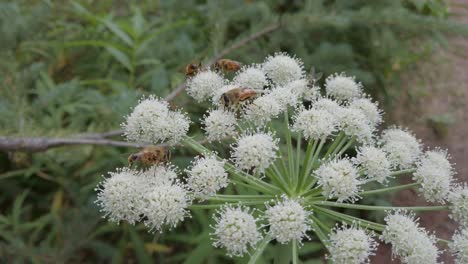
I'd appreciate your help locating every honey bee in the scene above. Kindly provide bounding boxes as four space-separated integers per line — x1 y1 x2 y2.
214 59 242 72
307 67 323 87
220 87 258 110
185 62 202 77
128 146 171 167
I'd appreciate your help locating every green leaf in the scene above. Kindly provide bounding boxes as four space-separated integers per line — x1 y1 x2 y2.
128 226 152 264
131 7 146 39
99 18 134 47
105 46 133 72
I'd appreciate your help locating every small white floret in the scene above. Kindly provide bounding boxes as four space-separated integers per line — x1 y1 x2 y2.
265 198 312 244
212 205 262 257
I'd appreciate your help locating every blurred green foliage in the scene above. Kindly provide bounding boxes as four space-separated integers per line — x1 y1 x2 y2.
0 0 464 262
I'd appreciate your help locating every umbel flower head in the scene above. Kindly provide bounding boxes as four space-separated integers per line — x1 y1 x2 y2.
122 96 190 144
95 168 144 225
315 159 362 202
265 197 312 244
97 52 467 262
262 52 304 85
449 184 468 228
450 228 468 264
413 149 454 203
187 70 225 102
325 73 363 101
231 131 279 174
233 65 269 91
212 205 262 257
380 210 440 263
328 223 377 264
354 146 392 184
202 108 237 142
185 155 228 197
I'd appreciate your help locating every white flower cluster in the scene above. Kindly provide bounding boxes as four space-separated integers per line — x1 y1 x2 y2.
187 70 225 102
95 166 191 232
413 149 454 203
212 205 262 257
203 109 237 142
328 224 377 264
381 210 440 263
354 146 392 184
315 159 362 202
450 228 468 264
186 155 228 197
233 65 269 91
380 128 422 169
122 96 190 144
101 52 468 261
262 52 304 86
449 184 468 228
325 73 362 101
265 198 312 244
292 107 338 140
231 132 279 174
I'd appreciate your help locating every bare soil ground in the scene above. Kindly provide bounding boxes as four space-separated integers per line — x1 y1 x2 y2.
370 1 468 262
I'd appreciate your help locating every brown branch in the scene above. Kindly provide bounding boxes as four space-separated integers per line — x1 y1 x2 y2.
0 23 280 152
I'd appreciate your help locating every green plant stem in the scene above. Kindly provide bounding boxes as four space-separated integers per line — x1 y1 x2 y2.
390 168 416 176
298 140 316 192
301 187 323 198
309 215 331 250
311 201 449 211
202 194 274 202
292 239 298 264
295 132 302 190
248 235 272 264
336 136 356 157
271 164 291 195
284 111 295 188
303 139 326 190
312 205 385 232
330 135 350 158
358 182 420 196
266 168 290 195
437 238 451 244
189 201 266 210
323 132 345 159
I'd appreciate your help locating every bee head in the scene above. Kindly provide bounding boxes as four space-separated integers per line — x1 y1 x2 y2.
128 154 138 166
222 94 230 108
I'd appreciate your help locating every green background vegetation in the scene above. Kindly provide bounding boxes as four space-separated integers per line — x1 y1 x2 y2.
0 0 463 262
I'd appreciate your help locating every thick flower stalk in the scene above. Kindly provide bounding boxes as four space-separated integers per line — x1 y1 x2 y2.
96 53 466 263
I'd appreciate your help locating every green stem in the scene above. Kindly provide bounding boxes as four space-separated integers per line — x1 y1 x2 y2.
292 239 298 264
301 187 322 198
312 201 449 212
295 132 302 190
302 139 326 190
312 205 385 232
309 215 331 250
202 194 274 202
298 140 316 191
248 235 271 264
336 136 356 157
271 163 291 195
390 168 416 176
329 135 348 158
358 183 420 196
266 168 290 195
284 111 295 187
323 131 345 159
189 201 265 209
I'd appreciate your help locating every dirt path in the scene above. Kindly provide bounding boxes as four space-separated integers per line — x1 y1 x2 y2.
370 1 468 263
